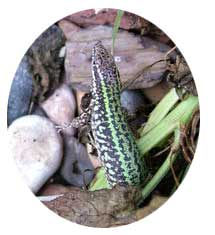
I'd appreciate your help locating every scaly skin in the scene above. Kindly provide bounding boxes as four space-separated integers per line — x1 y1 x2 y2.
90 41 147 186
59 41 148 186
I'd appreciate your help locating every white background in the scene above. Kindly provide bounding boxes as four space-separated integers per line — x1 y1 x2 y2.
0 0 215 234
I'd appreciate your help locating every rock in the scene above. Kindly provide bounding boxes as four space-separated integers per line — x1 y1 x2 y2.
60 135 95 187
8 115 63 193
27 24 66 101
8 25 66 125
7 55 33 126
62 9 150 31
121 89 145 116
63 25 172 91
41 84 76 136
120 90 147 132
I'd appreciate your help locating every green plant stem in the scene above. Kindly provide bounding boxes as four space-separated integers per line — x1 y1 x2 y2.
140 128 181 203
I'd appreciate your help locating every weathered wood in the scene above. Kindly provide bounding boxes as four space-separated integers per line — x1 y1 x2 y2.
63 25 173 91
44 185 141 227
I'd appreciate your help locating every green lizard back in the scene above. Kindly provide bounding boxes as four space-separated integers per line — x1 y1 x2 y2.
91 41 147 186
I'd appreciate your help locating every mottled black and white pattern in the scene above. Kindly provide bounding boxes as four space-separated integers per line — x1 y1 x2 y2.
90 41 148 186
67 41 148 186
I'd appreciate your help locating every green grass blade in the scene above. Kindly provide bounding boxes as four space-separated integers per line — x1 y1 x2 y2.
112 10 124 53
89 168 110 191
137 96 199 156
140 88 179 135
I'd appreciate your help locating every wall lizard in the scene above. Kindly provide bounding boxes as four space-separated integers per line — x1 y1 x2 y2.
60 41 148 187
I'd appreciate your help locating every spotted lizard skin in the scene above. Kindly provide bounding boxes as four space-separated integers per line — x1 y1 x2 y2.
89 41 147 186
62 41 148 186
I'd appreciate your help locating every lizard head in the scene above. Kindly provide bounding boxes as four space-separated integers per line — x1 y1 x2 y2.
92 41 120 85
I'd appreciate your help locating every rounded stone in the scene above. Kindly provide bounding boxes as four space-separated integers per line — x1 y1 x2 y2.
60 135 95 187
121 89 145 116
41 84 76 136
7 55 33 126
8 115 63 193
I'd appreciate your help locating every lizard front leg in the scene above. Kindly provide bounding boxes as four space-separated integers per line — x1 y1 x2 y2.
56 91 93 132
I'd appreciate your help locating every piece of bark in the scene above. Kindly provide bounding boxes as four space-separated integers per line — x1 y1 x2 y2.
58 20 80 40
27 24 66 101
63 9 150 31
63 25 173 91
166 56 197 96
44 185 141 227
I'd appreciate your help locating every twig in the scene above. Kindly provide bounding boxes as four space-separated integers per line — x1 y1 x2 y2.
170 153 180 187
164 45 177 61
122 59 167 91
151 145 171 158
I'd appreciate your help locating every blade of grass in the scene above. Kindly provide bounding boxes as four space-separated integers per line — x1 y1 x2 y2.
137 95 199 156
89 168 110 191
112 10 124 54
139 88 179 135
